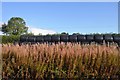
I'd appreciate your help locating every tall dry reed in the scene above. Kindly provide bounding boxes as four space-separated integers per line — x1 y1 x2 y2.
2 43 120 79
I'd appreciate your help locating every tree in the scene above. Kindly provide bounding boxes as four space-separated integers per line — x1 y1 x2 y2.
61 32 69 35
25 32 34 36
4 17 28 35
1 23 8 35
38 33 42 35
72 33 80 35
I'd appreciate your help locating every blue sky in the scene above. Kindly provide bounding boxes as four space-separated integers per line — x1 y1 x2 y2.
1 0 119 2
1 2 118 35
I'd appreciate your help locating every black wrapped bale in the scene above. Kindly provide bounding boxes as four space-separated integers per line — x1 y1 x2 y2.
44 35 51 42
113 35 120 43
20 35 28 42
94 35 104 43
60 35 69 42
117 42 120 47
104 35 113 42
51 35 60 42
68 35 77 42
36 36 44 42
86 35 94 43
77 35 86 42
27 36 36 42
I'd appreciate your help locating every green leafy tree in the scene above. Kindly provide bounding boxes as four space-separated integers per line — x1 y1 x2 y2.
61 32 69 35
5 17 28 35
38 33 42 35
25 32 34 36
1 23 8 35
72 33 80 35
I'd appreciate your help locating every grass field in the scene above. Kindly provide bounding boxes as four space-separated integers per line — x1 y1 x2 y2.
2 43 120 79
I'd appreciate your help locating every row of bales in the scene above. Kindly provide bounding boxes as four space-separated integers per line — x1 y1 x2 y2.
20 34 120 45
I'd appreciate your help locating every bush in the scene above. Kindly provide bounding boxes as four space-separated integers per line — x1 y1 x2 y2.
1 35 20 44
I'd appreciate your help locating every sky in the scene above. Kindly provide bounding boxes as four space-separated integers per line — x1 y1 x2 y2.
1 2 118 35
118 1 120 33
1 0 120 2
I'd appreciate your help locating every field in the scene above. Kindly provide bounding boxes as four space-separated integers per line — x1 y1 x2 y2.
2 43 120 79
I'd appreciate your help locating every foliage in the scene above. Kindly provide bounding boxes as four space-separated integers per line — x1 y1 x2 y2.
2 35 20 44
61 32 69 35
1 17 28 35
72 33 80 35
24 32 34 36
1 23 8 35
2 43 120 79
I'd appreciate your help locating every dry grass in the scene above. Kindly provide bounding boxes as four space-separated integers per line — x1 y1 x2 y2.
2 43 120 79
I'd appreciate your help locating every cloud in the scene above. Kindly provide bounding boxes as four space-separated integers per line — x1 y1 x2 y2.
0 23 57 35
0 22 3 27
28 27 56 35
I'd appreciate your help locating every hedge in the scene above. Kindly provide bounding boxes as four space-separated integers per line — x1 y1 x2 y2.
1 35 20 44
